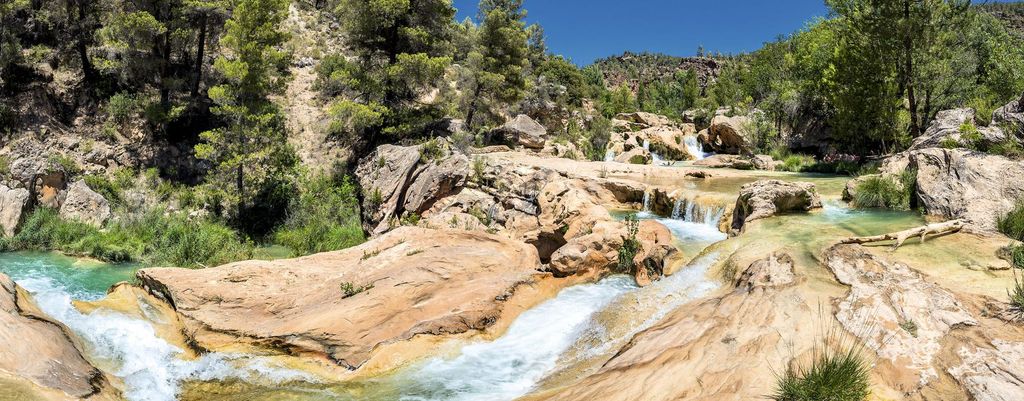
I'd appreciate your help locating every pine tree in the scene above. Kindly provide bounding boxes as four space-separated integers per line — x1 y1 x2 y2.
325 0 455 154
194 0 295 228
462 0 529 129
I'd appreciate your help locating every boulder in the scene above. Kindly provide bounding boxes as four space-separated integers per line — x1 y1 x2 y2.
643 125 698 161
631 220 678 286
842 174 874 202
356 143 468 235
692 154 753 170
730 180 822 233
906 148 1024 231
750 155 779 171
993 93 1024 134
733 252 796 293
702 114 752 154
0 185 29 237
615 112 673 128
614 147 652 165
9 157 66 208
57 180 111 228
909 108 1007 151
488 114 548 150
0 273 111 399
135 227 543 370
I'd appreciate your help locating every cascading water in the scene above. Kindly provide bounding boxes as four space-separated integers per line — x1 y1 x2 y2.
683 135 708 160
642 139 664 164
395 277 637 401
604 149 616 162
4 256 315 401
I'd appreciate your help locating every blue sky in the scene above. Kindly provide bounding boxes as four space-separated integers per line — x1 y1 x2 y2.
452 0 1018 65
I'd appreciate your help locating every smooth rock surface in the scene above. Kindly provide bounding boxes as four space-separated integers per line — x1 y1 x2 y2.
730 180 821 232
0 185 29 237
57 180 111 227
136 227 543 370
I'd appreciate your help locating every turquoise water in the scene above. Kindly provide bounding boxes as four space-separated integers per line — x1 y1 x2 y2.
0 251 138 300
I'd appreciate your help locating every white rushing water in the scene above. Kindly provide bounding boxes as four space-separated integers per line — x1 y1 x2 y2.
16 276 317 401
683 135 708 160
397 276 638 401
604 149 616 162
670 197 727 227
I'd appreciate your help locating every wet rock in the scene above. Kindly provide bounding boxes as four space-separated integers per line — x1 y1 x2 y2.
0 185 30 237
136 227 542 370
0 273 111 399
826 244 977 389
730 180 821 232
692 154 753 170
58 180 111 228
907 148 1024 231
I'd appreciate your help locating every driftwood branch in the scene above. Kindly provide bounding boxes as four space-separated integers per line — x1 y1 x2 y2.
839 220 964 250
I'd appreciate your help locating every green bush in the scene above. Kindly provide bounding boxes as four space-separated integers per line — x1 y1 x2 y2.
772 343 871 401
998 200 1024 241
106 93 138 124
959 122 983 150
1009 271 1024 319
616 214 641 273
49 154 81 176
1 208 252 267
781 154 816 172
853 172 915 210
83 174 123 205
990 136 1024 160
273 174 365 257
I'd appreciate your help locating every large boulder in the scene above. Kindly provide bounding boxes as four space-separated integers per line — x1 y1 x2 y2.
135 227 543 370
356 142 470 235
692 154 753 170
58 180 111 228
9 157 66 208
906 148 1024 231
730 180 822 233
615 112 673 128
993 93 1024 134
643 125 699 161
909 108 1007 151
0 273 112 399
0 185 30 237
701 114 752 154
487 114 548 150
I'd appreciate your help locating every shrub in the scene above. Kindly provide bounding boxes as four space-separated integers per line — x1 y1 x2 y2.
940 136 960 149
990 136 1024 160
273 174 365 256
853 172 915 210
49 154 81 176
83 175 123 205
628 154 647 164
585 115 613 161
997 199 1024 241
772 343 871 401
0 155 9 177
419 138 445 162
1009 271 1024 319
1007 245 1024 269
106 93 138 124
959 122 983 150
616 214 641 273
781 154 816 172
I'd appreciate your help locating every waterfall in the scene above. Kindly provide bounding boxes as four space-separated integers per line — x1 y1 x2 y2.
604 149 616 162
16 277 316 401
641 191 651 213
670 197 685 220
684 135 707 160
664 196 727 228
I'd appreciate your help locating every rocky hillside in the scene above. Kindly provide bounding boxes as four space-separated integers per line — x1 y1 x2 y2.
592 52 722 93
980 1 1024 37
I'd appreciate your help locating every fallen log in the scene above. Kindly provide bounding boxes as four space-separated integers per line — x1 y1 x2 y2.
838 220 964 250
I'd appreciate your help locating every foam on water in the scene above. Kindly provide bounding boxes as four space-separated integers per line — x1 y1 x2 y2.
16 276 317 401
396 276 638 401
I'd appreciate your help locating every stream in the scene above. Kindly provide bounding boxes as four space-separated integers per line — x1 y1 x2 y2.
0 173 923 401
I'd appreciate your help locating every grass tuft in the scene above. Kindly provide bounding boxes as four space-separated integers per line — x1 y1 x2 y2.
273 174 365 257
997 199 1024 241
772 323 871 401
616 213 641 273
1009 270 1024 319
853 171 915 210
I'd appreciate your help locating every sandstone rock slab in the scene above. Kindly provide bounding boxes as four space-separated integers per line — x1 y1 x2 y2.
58 180 111 228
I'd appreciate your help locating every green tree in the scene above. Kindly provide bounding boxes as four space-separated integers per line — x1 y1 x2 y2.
194 0 295 229
325 0 455 155
462 0 529 129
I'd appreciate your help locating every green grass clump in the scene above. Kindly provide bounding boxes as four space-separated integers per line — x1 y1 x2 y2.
273 174 365 257
997 200 1024 241
1009 271 1024 319
780 154 816 172
0 208 252 267
772 328 871 401
852 171 915 210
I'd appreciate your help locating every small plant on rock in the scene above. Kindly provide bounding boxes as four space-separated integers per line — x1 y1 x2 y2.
340 281 373 299
1009 270 1024 319
616 213 642 274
